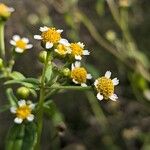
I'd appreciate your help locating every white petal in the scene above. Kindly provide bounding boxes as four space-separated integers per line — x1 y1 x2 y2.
14 117 23 124
66 47 72 54
34 35 42 40
10 107 17 114
109 94 118 101
74 61 81 68
87 74 92 79
8 7 15 12
94 80 98 87
112 78 119 86
57 29 63 33
27 114 34 122
105 71 111 78
26 44 33 49
46 42 53 49
71 63 75 70
15 47 24 53
81 83 87 87
77 42 84 48
59 39 70 46
18 100 26 107
22 38 29 43
40 26 49 32
72 79 78 84
75 55 82 60
13 35 20 41
29 104 35 110
83 50 90 55
97 93 103 101
10 40 16 46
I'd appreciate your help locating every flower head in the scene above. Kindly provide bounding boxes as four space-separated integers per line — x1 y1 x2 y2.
10 35 33 53
34 26 69 49
55 43 71 56
71 61 92 87
0 3 14 19
94 71 119 101
10 100 35 124
69 42 90 60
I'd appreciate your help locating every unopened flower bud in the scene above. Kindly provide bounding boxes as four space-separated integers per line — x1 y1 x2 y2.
17 87 30 99
62 68 71 77
105 30 116 42
38 51 47 63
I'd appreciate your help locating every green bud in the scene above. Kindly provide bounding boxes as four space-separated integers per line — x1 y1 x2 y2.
62 68 71 77
38 51 47 63
105 30 116 42
17 87 30 99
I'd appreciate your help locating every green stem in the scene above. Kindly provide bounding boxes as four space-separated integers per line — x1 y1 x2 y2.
45 85 93 91
35 51 51 150
0 21 5 58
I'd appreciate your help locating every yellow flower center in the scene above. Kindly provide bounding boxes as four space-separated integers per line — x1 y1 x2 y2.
70 43 83 57
0 3 11 17
71 67 87 83
96 77 114 99
16 105 31 119
56 44 68 55
16 40 27 49
41 28 61 44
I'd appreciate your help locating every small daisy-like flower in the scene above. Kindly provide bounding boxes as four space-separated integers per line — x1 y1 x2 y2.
94 71 119 101
10 100 35 124
55 43 71 56
69 42 90 60
71 61 92 87
34 26 69 49
0 3 14 19
10 35 33 53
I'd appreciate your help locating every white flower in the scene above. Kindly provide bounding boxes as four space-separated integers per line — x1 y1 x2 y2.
71 61 92 87
70 42 90 60
10 100 35 124
10 35 33 53
34 26 69 49
94 71 119 101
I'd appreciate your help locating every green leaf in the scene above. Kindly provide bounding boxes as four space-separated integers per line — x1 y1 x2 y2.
5 80 39 90
5 123 37 150
22 122 37 150
22 78 40 85
10 71 25 80
0 104 10 113
45 64 52 82
6 88 18 106
96 0 105 16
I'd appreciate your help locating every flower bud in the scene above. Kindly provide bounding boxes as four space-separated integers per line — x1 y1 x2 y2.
38 51 47 63
105 30 116 42
62 68 71 77
0 3 14 21
17 87 30 99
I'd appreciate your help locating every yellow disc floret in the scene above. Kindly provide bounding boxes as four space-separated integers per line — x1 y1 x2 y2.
0 3 11 18
56 44 68 55
71 67 87 83
96 77 114 99
16 40 26 49
41 28 61 43
16 105 31 119
70 43 83 57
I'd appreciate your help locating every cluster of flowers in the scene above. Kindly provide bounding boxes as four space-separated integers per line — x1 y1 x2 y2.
0 3 119 124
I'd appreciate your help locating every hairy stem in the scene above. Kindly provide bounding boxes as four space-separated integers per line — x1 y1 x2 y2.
0 21 5 58
35 51 51 150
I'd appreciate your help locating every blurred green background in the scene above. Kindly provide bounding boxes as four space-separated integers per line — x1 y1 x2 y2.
0 0 150 149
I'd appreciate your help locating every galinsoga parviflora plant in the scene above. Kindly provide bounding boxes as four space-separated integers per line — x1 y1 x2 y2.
0 3 119 150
